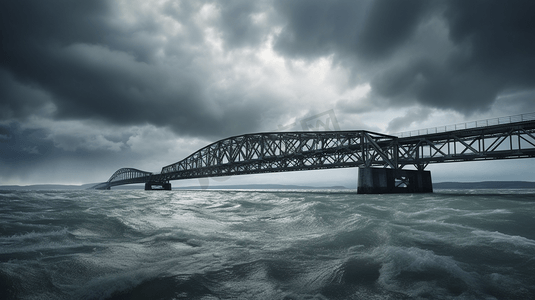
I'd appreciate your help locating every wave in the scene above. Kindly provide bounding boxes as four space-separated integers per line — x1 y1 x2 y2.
1 190 535 299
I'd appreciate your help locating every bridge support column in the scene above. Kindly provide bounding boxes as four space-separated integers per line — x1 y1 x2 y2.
145 182 172 190
357 167 432 194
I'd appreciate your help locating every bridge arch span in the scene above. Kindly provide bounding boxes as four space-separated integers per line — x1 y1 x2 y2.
91 168 154 189
107 168 153 183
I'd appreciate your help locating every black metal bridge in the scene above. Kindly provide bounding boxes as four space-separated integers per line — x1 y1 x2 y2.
92 113 535 193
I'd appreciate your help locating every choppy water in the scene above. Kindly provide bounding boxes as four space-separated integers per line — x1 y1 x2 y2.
1 189 535 299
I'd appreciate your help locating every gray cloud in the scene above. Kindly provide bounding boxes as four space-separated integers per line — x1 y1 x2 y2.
272 0 432 74
0 124 10 142
211 0 275 49
274 0 371 60
0 70 55 120
0 0 282 139
273 0 535 114
4 0 533 137
386 107 432 133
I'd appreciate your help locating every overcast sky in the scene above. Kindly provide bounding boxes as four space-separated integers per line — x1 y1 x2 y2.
2 0 535 187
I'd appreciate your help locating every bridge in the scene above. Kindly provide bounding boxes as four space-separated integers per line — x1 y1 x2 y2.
92 112 535 193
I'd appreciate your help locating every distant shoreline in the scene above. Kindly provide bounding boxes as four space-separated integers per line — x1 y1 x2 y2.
433 181 535 189
1 181 535 190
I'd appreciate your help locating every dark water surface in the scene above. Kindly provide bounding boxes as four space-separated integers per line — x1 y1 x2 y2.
1 189 534 299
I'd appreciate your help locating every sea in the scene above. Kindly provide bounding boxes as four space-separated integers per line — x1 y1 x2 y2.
1 189 534 300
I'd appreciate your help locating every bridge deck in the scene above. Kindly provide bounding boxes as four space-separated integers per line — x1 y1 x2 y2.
92 113 535 190
397 119 535 167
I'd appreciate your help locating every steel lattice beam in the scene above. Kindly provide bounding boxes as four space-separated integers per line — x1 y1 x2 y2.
397 121 535 168
92 118 535 189
159 131 396 181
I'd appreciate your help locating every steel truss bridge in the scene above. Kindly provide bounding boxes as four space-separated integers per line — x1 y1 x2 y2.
92 113 535 193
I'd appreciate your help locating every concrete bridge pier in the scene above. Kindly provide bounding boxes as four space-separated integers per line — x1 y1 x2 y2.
357 167 433 194
145 182 172 190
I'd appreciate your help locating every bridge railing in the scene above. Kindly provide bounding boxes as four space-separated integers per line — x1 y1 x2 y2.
393 112 535 138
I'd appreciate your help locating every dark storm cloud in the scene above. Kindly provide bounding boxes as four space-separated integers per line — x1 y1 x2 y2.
0 124 10 141
0 122 143 183
274 0 429 61
273 0 535 114
0 70 54 120
2 0 535 140
273 0 370 60
386 107 431 133
0 0 276 138
212 0 274 49
444 0 535 88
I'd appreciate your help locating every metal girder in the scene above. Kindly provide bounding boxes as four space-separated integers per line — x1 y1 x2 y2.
397 121 535 166
159 131 396 181
107 168 153 183
93 118 535 189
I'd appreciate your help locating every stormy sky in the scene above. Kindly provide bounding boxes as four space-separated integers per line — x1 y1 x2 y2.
2 0 535 186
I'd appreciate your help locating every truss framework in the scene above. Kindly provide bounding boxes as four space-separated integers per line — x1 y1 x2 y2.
159 131 397 181
398 122 535 170
92 168 153 189
93 119 535 189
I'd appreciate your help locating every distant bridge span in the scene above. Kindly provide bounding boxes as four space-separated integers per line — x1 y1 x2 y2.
91 168 153 190
93 113 535 193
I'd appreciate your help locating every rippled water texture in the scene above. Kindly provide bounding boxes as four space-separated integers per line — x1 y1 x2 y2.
1 189 535 299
